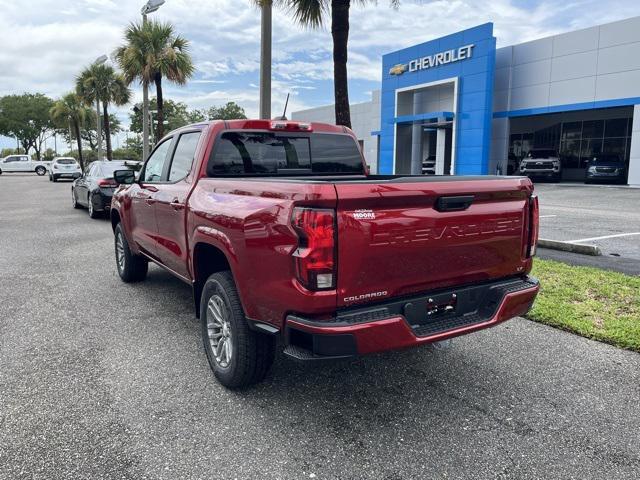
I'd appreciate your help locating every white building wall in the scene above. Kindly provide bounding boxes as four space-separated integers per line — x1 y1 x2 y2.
292 92 381 173
628 105 640 186
491 16 640 183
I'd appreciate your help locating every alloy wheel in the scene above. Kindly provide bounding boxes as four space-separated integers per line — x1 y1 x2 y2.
206 294 233 368
71 189 76 208
88 195 94 217
115 231 125 272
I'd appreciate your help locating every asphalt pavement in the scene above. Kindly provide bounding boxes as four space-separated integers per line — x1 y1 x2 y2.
1 174 639 479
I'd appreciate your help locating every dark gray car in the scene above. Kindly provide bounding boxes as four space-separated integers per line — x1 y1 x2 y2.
585 153 627 184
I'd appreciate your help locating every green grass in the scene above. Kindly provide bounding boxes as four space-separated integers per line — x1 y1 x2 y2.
527 259 640 352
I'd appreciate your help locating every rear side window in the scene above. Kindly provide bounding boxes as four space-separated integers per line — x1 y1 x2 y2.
58 159 76 165
208 132 363 176
169 131 201 181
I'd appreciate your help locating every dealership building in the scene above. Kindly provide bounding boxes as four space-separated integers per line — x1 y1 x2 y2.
293 16 640 186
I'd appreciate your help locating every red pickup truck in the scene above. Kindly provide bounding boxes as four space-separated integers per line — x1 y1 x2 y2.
110 119 540 388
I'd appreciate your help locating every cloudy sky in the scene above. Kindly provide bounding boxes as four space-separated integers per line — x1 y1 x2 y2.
0 0 639 150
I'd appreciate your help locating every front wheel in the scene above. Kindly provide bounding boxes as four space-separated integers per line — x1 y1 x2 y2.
35 166 46 176
88 194 100 219
72 188 81 209
201 271 275 389
114 223 148 282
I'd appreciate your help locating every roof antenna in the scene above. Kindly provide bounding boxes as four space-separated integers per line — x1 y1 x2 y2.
274 93 290 121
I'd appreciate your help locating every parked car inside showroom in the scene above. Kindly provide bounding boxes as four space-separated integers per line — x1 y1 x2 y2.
519 149 562 182
72 160 140 218
585 153 627 184
49 157 81 182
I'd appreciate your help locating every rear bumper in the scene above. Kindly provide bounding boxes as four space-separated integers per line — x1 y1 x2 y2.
284 276 539 360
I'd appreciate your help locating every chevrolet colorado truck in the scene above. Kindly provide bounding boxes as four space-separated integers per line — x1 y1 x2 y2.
110 119 540 388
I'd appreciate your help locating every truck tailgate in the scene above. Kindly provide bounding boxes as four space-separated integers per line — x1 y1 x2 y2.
335 178 533 307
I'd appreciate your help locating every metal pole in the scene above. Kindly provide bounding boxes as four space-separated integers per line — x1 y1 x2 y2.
68 121 74 153
259 3 272 119
142 12 150 161
96 97 102 160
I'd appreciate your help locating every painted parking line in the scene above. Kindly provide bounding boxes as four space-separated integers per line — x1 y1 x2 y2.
567 232 640 243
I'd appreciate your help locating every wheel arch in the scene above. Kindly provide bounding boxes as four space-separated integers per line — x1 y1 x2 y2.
192 242 234 319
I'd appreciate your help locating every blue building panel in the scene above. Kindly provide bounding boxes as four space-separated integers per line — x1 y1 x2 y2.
379 23 496 175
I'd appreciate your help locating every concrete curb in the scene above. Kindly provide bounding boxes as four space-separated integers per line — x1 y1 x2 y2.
538 239 602 256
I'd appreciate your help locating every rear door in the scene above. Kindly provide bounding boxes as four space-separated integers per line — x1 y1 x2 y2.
334 178 532 307
153 130 202 279
129 137 174 257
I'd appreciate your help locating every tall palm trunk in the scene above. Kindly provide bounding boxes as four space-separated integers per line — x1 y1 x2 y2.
73 120 84 170
103 102 113 161
331 0 352 129
154 72 165 142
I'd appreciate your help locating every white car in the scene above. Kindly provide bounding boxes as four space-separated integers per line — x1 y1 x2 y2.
49 157 81 182
0 154 50 176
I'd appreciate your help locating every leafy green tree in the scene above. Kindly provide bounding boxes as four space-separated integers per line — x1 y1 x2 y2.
115 20 194 142
1 147 26 157
76 63 131 161
129 98 196 134
112 135 143 161
79 115 122 152
257 0 399 128
0 93 55 160
206 102 247 120
50 92 94 169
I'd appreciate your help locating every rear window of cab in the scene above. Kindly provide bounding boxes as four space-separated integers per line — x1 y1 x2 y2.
207 132 364 176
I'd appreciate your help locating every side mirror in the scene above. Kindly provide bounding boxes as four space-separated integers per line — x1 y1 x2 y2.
113 169 136 185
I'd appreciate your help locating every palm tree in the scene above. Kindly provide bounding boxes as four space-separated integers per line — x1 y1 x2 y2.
49 93 94 169
76 64 131 161
257 0 399 129
114 20 194 142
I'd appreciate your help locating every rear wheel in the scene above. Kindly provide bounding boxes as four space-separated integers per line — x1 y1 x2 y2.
35 166 46 176
52 176 58 183
114 223 148 282
201 271 275 389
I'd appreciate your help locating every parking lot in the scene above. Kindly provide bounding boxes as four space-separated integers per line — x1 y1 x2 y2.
1 175 640 479
536 184 640 260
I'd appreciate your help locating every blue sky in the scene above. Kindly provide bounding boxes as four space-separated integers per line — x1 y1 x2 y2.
0 0 639 151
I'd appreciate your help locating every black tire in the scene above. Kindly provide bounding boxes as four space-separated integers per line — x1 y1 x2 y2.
52 175 58 183
72 188 81 209
201 271 275 389
88 193 101 219
114 223 148 283
35 166 46 176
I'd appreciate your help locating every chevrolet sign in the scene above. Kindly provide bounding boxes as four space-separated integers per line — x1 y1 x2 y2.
388 44 475 76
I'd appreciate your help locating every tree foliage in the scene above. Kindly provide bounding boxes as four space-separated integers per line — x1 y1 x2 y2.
115 20 194 141
50 92 94 169
0 93 55 160
76 63 131 160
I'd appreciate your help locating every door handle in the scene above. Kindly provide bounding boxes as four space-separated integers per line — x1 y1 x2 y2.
170 200 185 211
146 198 156 206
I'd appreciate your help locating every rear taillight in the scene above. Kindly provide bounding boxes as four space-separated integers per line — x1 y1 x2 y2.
98 179 117 188
291 207 336 290
527 195 539 257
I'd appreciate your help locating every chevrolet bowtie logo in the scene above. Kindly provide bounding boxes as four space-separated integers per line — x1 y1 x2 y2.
389 63 408 76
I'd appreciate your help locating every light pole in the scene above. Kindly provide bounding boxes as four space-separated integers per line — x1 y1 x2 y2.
141 0 165 161
259 1 272 119
94 54 108 161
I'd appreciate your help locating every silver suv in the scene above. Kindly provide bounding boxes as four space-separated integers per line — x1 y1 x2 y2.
519 149 561 182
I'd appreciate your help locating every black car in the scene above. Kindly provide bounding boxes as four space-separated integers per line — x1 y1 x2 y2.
585 153 627 184
72 160 140 218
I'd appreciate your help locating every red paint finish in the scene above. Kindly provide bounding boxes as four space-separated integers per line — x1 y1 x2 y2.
112 118 540 355
287 283 540 355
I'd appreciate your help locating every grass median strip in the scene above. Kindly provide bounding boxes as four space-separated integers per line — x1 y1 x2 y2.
527 258 640 352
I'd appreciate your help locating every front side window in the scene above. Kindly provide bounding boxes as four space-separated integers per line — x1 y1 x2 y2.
142 139 172 182
169 131 201 181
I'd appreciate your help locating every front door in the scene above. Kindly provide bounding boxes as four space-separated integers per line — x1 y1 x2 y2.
153 130 202 280
130 138 174 258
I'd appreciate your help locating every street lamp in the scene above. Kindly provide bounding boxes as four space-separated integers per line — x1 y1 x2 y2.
94 54 108 161
140 0 165 161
